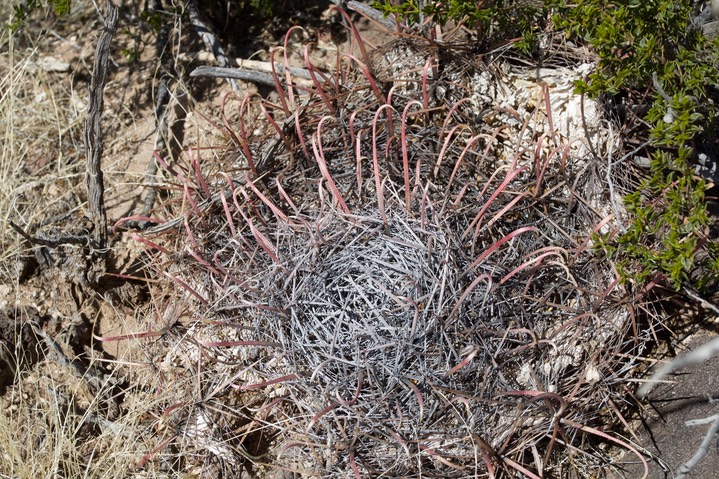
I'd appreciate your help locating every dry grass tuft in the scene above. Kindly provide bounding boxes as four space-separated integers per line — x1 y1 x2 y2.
0 12 89 284
0 5 166 478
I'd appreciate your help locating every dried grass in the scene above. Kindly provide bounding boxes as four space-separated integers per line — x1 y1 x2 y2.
0 11 90 284
0 5 165 478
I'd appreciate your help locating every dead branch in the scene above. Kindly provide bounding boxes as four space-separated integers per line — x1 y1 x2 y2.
606 122 625 232
118 2 190 231
8 221 89 248
190 65 313 88
235 58 313 80
186 0 239 91
651 71 673 103
682 287 719 316
84 1 118 249
136 0 176 229
183 52 315 80
329 0 397 30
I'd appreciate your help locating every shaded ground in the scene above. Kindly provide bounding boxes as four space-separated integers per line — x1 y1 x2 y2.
616 333 719 479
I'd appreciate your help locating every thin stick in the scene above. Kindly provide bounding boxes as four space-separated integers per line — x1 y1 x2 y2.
137 0 175 229
9 220 89 248
682 287 719 316
603 121 629 236
675 414 719 479
237 57 312 79
190 65 313 88
329 0 397 29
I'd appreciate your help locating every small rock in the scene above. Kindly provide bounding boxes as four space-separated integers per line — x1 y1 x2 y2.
28 56 70 73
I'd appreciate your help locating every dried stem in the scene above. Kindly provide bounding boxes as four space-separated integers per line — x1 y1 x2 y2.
84 1 117 248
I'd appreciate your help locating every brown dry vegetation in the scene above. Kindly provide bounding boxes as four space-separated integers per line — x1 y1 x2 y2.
1 1 718 479
0 3 234 477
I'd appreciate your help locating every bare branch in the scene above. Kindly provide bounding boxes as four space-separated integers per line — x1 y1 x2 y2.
186 0 239 90
84 1 118 249
682 287 719 316
138 0 174 228
675 413 719 479
190 65 313 88
235 58 313 80
329 0 397 29
8 221 89 248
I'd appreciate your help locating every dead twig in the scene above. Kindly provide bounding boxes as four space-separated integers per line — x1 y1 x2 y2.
8 220 90 248
137 0 175 229
236 58 313 80
329 0 397 30
190 65 313 88
675 413 719 479
682 287 719 316
606 122 625 233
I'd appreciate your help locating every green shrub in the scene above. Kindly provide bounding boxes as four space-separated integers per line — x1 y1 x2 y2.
372 0 546 52
551 0 719 290
548 0 699 95
9 0 71 30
